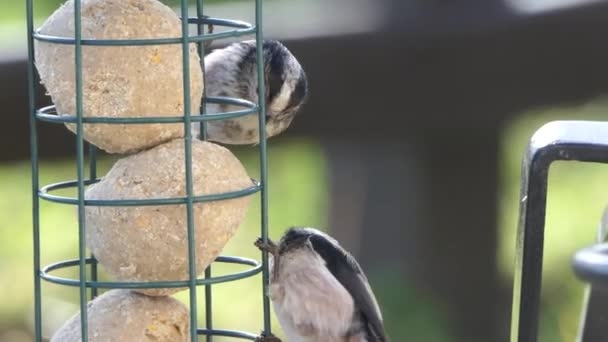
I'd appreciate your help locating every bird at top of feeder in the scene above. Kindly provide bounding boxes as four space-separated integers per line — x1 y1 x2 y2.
254 227 389 342
196 40 308 145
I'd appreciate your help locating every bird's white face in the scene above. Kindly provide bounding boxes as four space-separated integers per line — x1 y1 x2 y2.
200 40 307 145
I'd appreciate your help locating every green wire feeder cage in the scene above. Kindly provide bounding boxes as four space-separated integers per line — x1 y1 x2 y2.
26 0 274 340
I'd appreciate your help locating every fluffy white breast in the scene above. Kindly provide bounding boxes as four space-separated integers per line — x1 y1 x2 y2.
270 247 355 342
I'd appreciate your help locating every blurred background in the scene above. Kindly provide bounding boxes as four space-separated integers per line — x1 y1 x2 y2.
2 0 608 341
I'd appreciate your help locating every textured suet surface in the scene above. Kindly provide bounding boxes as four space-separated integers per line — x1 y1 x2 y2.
35 0 203 154
85 139 252 296
51 289 190 342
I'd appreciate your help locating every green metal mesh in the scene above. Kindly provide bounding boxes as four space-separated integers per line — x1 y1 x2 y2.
26 0 272 340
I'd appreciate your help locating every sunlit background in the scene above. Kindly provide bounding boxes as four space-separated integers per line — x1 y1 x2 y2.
2 0 608 341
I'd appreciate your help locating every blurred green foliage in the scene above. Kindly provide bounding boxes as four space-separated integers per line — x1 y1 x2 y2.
0 8 605 330
0 0 450 341
0 138 451 342
0 138 329 341
1 102 607 341
1 104 607 341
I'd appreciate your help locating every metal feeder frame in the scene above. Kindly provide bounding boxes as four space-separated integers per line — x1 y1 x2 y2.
26 0 273 341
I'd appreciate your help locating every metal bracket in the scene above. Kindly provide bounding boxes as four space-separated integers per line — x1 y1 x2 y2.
510 121 608 342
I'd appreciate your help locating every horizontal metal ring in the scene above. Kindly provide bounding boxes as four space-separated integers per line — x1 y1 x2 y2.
40 256 262 288
39 178 261 206
197 329 258 340
33 17 255 46
35 96 258 125
572 243 608 287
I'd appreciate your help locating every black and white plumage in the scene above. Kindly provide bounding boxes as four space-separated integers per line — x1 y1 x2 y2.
196 40 308 144
255 227 388 342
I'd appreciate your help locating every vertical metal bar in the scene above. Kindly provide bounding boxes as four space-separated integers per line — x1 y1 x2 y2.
255 0 272 334
195 2 212 340
73 0 88 339
88 145 97 181
196 0 208 141
577 285 608 342
510 151 549 342
204 267 212 342
89 144 98 300
26 0 42 340
89 258 98 300
180 1 198 341
576 287 591 342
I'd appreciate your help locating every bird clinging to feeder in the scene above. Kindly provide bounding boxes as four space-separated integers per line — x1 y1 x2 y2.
255 227 389 342
197 40 308 144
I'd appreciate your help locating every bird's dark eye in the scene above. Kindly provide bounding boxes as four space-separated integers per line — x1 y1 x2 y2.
266 46 286 104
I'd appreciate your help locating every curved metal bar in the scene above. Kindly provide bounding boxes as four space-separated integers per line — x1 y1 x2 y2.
573 206 608 287
570 205 608 341
573 244 608 288
510 121 608 342
197 328 258 340
39 178 261 206
33 17 254 46
40 256 262 289
35 97 257 125
187 17 252 29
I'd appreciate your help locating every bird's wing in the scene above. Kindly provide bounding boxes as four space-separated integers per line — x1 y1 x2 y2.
308 235 388 342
